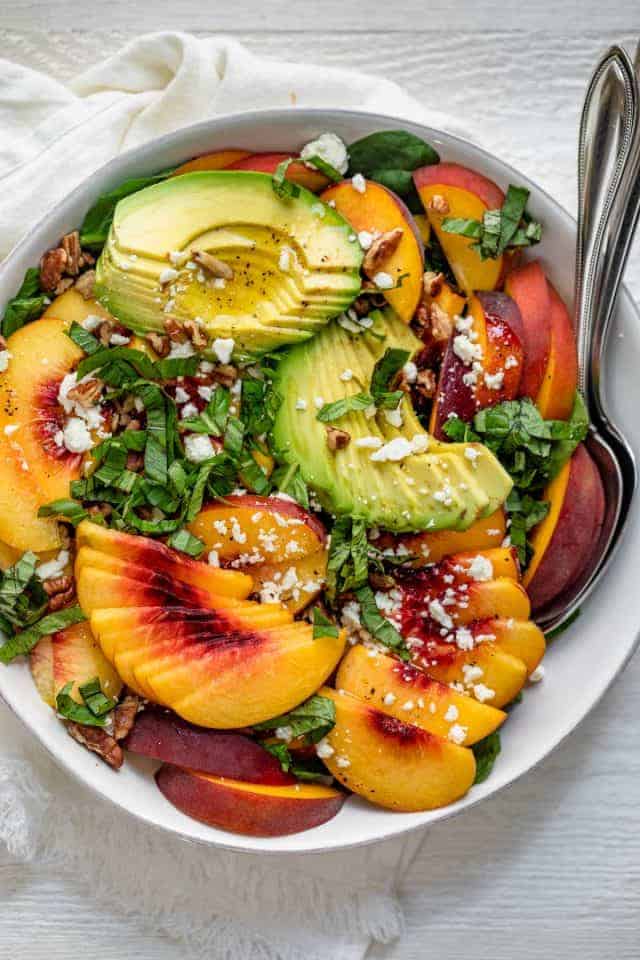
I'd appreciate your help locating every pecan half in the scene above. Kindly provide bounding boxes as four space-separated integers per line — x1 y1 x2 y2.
42 575 72 597
48 586 76 612
429 302 455 342
423 271 444 298
427 194 450 215
193 250 234 280
415 368 437 399
113 695 141 740
362 228 403 276
40 248 68 293
211 364 238 388
146 332 171 357
369 571 396 591
67 377 103 407
163 316 184 340
325 426 351 451
97 321 114 346
66 721 123 769
61 231 81 276
54 277 75 296
183 318 208 349
74 269 96 300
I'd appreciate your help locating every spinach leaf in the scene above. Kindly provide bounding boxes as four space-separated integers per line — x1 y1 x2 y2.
0 605 86 663
472 731 501 784
312 608 340 639
347 130 438 207
79 170 174 249
252 694 336 743
1 267 47 338
263 742 334 783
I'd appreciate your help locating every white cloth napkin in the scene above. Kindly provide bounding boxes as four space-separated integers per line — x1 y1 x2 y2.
0 31 461 959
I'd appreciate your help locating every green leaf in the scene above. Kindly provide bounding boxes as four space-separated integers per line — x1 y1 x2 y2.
498 185 530 251
271 463 310 509
305 154 342 182
316 392 374 423
56 682 106 727
38 498 89 526
77 676 118 717
263 742 333 784
312 608 340 639
1 267 47 338
370 347 410 398
0 605 86 663
354 584 410 659
167 528 205 558
223 416 245 459
0 551 38 606
348 131 439 182
472 731 501 784
326 517 369 603
441 184 542 260
79 170 174 249
67 322 101 355
252 694 336 743
180 387 230 435
77 346 156 383
441 217 484 239
153 356 200 379
545 607 581 641
546 392 589 479
272 158 301 200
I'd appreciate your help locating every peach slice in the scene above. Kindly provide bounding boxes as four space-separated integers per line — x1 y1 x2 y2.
227 152 330 192
320 179 424 322
42 287 112 326
376 508 506 565
0 315 85 551
75 521 253 599
523 444 605 612
504 260 552 399
0 540 20 570
414 641 528 708
30 620 122 708
488 617 546 673
90 605 345 728
156 765 345 836
397 569 530 629
249 548 329 613
124 709 294 785
171 150 251 177
319 687 475 811
336 646 505 745
535 283 578 420
414 162 505 294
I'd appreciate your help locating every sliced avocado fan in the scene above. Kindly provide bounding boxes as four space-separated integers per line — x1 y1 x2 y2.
272 309 512 533
95 171 363 355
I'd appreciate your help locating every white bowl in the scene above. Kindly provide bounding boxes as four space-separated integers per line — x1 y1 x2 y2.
1 109 639 855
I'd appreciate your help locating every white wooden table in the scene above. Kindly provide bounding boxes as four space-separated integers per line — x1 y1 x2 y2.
1 4 639 957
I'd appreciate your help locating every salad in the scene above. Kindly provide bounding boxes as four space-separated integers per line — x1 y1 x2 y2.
0 129 602 837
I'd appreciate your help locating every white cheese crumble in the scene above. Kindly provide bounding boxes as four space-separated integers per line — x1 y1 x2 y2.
373 271 394 290
473 683 496 702
504 354 519 369
169 250 189 266
174 386 190 404
159 267 179 285
428 599 453 630
207 550 219 567
3 424 19 436
275 726 293 742
448 724 468 745
453 333 483 365
351 173 366 193
402 361 418 384
80 314 103 332
464 447 480 464
295 398 307 411
212 337 234 364
300 132 349 175
357 230 374 250
315 738 335 759
278 246 293 271
484 371 504 390
383 692 397 706
354 436 383 449
168 339 196 359
109 332 131 346
467 554 494 582
184 434 215 463
529 664 545 683
36 549 70 581
340 368 354 382
180 402 199 419
335 755 351 769
444 704 459 722
62 417 93 453
0 350 13 372
370 437 413 462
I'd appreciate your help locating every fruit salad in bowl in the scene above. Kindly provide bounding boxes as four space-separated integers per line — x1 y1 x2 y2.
0 117 613 842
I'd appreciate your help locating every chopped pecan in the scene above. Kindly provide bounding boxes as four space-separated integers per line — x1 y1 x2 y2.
325 426 351 451
423 271 444 298
74 269 96 300
126 452 144 472
48 586 76 612
54 277 75 296
98 321 114 346
427 194 450 215
211 364 238 388
183 318 208 349
163 316 184 340
429 302 455 342
415 368 437 399
40 247 68 293
67 377 103 407
193 250 234 280
88 503 113 519
61 231 82 276
113 695 141 740
369 571 396 591
146 332 171 358
362 228 404 276
78 250 96 269
42 575 73 597
66 721 123 769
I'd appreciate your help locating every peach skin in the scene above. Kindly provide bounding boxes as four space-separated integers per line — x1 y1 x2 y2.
375 508 506 565
504 260 552 399
228 152 330 192
536 283 578 420
30 620 122 708
171 150 251 176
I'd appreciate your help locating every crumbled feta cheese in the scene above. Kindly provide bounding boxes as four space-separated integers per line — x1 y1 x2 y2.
448 724 468 745
473 683 496 702
444 704 459 722
278 246 293 271
504 354 519 369
174 386 190 404
159 267 179 285
454 626 475 651
212 337 234 364
428 599 453 630
168 339 196 359
383 692 397 706
295 398 307 411
351 173 366 193
453 334 483 365
402 361 418 384
383 405 403 428
314 396 325 409
169 250 189 266
484 370 504 390
0 350 12 373
3 424 19 436
467 554 493 581
207 550 219 567
529 664 545 683
358 230 374 250
401 700 414 711
370 437 414 462
464 447 480 464
354 436 383 449
300 132 349 175
109 332 131 346
180 402 199 419
37 549 70 581
315 738 335 759
62 417 93 453
461 664 484 684
80 314 103 332
184 434 215 463
411 434 429 453
275 726 293 742
340 368 354 382
335 755 351 769
373 271 394 290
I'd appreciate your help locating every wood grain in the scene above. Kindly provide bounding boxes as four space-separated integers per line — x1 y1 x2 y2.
1 13 640 960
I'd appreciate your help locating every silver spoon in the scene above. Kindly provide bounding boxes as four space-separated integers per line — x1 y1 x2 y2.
536 44 640 631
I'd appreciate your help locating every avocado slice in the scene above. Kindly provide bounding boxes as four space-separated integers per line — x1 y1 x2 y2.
272 309 512 532
95 171 363 355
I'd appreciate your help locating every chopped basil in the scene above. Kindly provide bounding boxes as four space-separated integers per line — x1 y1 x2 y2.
167 528 205 558
370 347 410 397
312 608 340 639
152 356 200 379
180 387 230 436
472 731 501 784
0 605 86 664
252 694 336 743
38 498 89 526
272 158 301 200
305 154 342 182
1 267 48 338
326 517 369 603
223 416 245 459
0 552 48 636
354 584 410 659
79 170 174 250
316 392 373 424
441 184 542 261
68 322 101 355
347 130 438 211
78 676 118 717
77 346 157 383
263 742 334 784
56 675 117 727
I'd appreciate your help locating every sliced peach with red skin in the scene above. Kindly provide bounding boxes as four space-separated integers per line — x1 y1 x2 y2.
413 641 528 709
171 150 251 177
523 444 604 612
376 508 506 565
320 179 424 322
227 153 329 192
42 287 113 326
0 315 85 551
76 521 252 599
536 283 578 420
319 687 475 811
336 645 505 745
504 260 552 399
414 162 505 294
449 547 519 581
397 569 530 627
156 764 345 836
124 709 294 785
250 548 329 613
30 620 122 708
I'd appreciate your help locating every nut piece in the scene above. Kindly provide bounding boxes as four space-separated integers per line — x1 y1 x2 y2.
61 231 82 276
193 250 234 280
427 194 450 215
429 302 455 342
183 318 208 349
66 721 123 769
40 248 68 293
362 228 404 276
325 426 351 451
211 364 238 388
67 377 103 407
415 368 437 399
97 321 114 347
74 269 96 300
146 332 171 358
369 571 396 591
54 277 75 296
113 695 141 740
423 271 444 298
42 575 73 598
163 316 184 340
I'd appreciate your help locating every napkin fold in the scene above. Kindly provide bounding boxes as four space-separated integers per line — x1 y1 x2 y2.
0 30 457 958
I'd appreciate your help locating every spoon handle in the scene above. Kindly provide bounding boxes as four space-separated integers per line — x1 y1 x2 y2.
575 44 640 422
